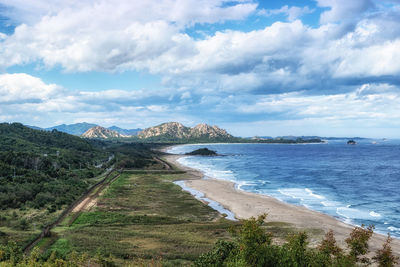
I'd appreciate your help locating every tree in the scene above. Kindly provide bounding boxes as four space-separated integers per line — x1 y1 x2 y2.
373 234 399 267
345 224 374 264
195 216 387 267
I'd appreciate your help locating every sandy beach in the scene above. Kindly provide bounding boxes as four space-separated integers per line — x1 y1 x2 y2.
163 153 400 261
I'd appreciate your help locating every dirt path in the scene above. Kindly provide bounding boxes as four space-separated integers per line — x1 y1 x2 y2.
23 168 119 254
66 170 122 225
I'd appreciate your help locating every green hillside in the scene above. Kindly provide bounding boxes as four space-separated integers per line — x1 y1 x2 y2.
0 123 112 245
0 123 112 211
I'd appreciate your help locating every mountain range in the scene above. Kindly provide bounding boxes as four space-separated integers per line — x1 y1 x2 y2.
77 122 234 141
25 122 234 141
24 122 326 143
138 122 233 141
27 123 142 136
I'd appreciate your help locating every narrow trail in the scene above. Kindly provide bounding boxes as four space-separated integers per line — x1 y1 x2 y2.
65 170 122 227
153 156 173 170
23 167 120 254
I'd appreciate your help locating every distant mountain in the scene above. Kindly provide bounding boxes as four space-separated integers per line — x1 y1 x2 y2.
46 122 98 135
250 136 366 141
82 126 128 139
138 122 234 142
107 126 142 136
277 136 323 141
323 137 367 140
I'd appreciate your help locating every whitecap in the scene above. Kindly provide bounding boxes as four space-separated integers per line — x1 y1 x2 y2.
321 201 340 207
305 188 325 199
278 188 304 200
336 206 381 220
278 188 327 203
369 211 381 217
388 226 400 232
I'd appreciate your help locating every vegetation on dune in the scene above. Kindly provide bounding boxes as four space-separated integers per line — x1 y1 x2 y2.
195 215 399 267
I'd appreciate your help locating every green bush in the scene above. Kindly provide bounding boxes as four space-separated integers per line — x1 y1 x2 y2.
194 215 398 267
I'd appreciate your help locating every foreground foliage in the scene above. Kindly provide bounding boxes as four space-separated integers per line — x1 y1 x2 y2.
194 215 399 267
0 245 115 266
1 215 397 266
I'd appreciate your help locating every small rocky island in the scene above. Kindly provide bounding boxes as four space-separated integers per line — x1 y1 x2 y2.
347 140 357 145
185 148 218 156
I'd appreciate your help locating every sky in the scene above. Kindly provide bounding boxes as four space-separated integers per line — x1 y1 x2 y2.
0 0 400 138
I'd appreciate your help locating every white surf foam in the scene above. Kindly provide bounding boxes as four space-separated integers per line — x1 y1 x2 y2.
336 206 382 220
305 188 325 199
177 156 237 182
321 201 340 207
278 188 326 203
388 226 400 232
369 211 381 217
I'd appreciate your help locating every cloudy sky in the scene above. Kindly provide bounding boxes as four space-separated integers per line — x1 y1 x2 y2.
0 0 399 138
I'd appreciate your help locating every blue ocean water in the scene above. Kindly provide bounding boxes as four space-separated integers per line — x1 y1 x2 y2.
168 141 400 238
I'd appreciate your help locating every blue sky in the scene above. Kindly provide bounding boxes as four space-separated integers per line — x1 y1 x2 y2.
0 0 400 138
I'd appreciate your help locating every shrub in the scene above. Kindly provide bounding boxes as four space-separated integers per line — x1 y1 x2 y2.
373 234 399 267
195 215 387 267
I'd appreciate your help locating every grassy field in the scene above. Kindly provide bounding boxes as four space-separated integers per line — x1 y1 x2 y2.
44 172 238 266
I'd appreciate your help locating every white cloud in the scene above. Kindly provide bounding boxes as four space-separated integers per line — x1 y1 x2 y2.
0 0 399 96
0 0 256 71
0 0 257 27
235 83 400 122
0 73 61 103
333 39 400 77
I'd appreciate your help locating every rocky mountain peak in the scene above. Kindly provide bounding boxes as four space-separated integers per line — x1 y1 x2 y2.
191 123 232 138
138 122 232 140
82 126 128 139
138 122 190 139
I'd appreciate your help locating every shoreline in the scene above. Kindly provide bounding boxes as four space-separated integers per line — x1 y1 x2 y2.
163 152 400 258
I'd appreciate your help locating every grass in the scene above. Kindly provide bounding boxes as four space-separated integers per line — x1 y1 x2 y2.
0 208 62 247
98 173 220 221
48 172 238 265
43 171 308 266
48 238 72 257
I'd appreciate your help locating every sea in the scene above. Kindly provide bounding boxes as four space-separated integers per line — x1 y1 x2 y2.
167 140 400 238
